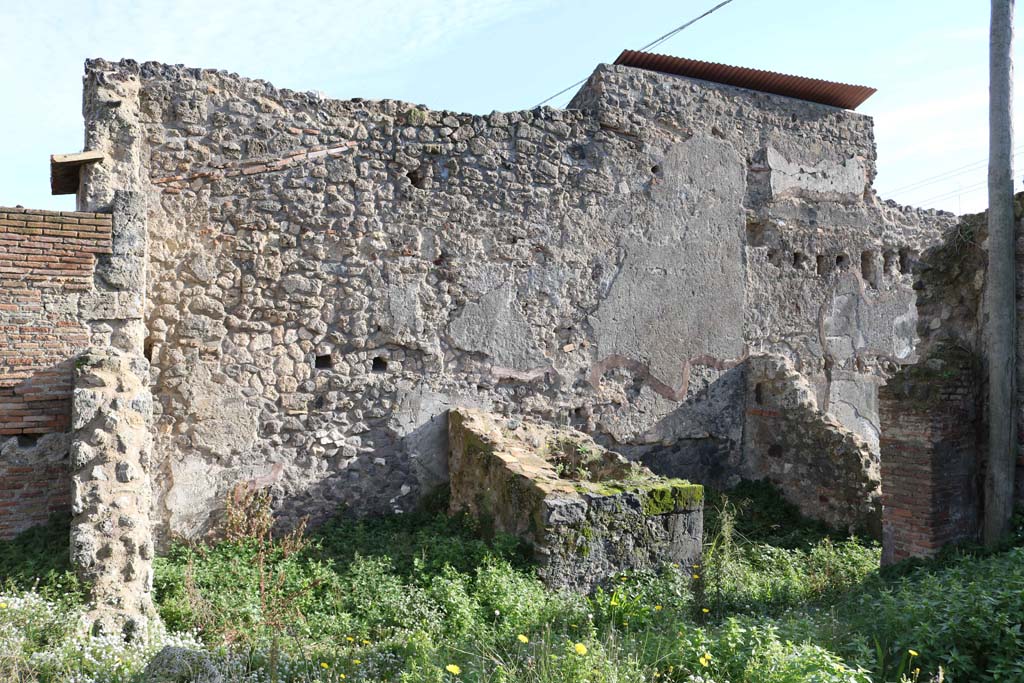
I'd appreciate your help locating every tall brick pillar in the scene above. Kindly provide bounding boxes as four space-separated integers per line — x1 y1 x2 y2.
879 347 981 564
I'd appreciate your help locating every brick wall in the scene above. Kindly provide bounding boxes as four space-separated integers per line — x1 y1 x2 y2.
879 347 981 564
0 206 113 538
0 455 70 538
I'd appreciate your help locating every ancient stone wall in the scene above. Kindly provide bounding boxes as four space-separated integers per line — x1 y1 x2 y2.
571 65 958 532
0 191 149 539
0 208 113 434
742 354 881 533
76 58 957 539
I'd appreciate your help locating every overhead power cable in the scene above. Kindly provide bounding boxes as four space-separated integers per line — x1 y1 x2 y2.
917 180 988 205
636 0 736 53
880 144 1024 196
533 0 736 108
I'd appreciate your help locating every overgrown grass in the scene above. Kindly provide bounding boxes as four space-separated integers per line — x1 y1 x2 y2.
1 483 1022 683
701 482 880 616
0 513 84 604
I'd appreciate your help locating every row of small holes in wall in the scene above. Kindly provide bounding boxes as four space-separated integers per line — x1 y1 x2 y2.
314 355 388 373
768 248 913 284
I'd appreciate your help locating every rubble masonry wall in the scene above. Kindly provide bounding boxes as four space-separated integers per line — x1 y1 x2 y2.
74 59 957 539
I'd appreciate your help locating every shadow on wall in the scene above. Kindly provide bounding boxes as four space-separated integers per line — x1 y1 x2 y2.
198 406 457 539
623 356 882 537
626 364 747 489
197 351 882 541
1 357 79 438
0 358 77 539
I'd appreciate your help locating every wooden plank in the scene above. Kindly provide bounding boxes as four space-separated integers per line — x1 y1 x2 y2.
49 150 106 195
51 150 106 165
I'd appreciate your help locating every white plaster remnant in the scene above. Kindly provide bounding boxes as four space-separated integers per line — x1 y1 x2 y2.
767 146 867 203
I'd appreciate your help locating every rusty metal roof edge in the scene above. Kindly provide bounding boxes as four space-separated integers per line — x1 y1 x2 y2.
612 49 876 110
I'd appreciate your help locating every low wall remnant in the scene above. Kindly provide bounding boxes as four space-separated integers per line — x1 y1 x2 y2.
448 408 702 591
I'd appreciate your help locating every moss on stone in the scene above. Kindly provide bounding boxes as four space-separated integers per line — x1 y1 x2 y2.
405 108 427 125
640 480 704 515
577 482 626 496
575 530 591 557
574 477 703 514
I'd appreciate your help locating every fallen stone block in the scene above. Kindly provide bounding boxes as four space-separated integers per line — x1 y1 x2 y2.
448 408 702 592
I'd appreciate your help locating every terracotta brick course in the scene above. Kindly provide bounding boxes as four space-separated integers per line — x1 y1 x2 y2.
0 456 70 537
0 206 112 538
880 350 982 564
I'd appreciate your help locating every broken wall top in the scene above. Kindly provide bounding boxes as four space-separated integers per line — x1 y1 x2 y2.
449 408 703 508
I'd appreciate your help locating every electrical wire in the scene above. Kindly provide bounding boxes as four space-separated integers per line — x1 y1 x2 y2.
916 180 988 205
533 0 736 108
880 144 1024 196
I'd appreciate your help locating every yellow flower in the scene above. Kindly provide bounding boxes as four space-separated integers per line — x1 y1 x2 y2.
654 604 662 611
517 634 529 643
692 574 700 580
320 662 329 669
340 675 346 680
702 608 710 614
693 563 700 568
362 639 371 645
346 636 354 642
574 643 588 656
445 664 462 675
699 656 709 667
353 659 361 665
0 603 6 609
908 649 919 658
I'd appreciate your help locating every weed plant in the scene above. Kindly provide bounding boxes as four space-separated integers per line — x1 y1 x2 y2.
0 483 1021 682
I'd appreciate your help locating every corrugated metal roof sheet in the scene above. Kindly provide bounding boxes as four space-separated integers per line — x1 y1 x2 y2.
613 50 876 110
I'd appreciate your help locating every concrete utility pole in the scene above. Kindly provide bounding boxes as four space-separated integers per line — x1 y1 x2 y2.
985 0 1017 547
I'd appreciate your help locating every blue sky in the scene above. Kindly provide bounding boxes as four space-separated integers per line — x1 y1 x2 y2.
0 0 1017 214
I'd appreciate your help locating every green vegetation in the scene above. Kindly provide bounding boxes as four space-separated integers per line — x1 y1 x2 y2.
1 481 1022 682
0 513 84 603
640 480 704 515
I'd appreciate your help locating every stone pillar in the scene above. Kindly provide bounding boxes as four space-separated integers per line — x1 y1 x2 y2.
70 347 157 640
68 187 153 640
81 191 147 353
